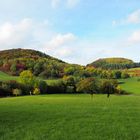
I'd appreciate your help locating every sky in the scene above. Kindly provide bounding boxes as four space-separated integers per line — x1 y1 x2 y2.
0 0 140 65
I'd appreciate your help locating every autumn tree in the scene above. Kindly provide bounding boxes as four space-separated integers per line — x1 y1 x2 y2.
76 78 99 98
19 70 38 88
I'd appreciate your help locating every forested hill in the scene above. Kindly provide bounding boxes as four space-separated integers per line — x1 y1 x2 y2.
0 48 70 77
0 48 64 63
87 58 138 69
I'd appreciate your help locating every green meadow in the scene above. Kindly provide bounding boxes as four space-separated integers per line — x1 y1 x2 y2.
0 71 18 81
0 94 140 140
0 71 140 139
119 77 140 95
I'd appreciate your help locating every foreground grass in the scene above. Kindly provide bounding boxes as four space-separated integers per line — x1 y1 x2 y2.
0 94 140 140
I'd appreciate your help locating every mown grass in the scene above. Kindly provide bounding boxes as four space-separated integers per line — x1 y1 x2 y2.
0 94 140 140
119 77 140 95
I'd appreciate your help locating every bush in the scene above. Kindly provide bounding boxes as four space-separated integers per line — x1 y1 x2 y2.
13 89 22 96
1 82 11 92
38 80 47 94
63 76 77 93
113 71 122 79
33 88 40 95
121 72 130 79
47 80 66 94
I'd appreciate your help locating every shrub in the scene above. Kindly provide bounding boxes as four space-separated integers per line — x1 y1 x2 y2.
13 89 22 96
47 80 66 94
38 80 47 94
113 71 122 79
33 88 40 95
121 72 130 79
1 82 11 94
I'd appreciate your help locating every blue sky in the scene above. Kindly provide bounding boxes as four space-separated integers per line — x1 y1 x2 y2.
0 0 140 65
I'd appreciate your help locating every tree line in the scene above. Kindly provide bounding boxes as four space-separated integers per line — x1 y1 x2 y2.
0 70 128 97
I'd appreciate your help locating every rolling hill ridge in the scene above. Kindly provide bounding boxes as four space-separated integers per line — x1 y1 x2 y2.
0 48 68 77
87 58 139 69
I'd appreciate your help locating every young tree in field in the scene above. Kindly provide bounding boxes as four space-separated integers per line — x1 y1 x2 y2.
19 70 39 94
101 80 118 98
76 78 99 98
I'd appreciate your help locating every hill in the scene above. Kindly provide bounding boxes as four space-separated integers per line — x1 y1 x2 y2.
87 58 135 69
0 48 69 78
0 48 64 62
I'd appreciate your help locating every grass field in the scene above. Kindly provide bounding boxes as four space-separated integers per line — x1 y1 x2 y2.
119 77 140 95
0 71 58 84
0 94 140 140
0 71 18 81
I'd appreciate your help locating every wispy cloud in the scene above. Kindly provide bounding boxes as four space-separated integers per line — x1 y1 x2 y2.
47 33 76 49
113 9 140 26
126 9 140 24
66 0 80 8
44 33 77 58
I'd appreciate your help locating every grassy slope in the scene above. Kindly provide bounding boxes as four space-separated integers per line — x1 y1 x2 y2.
119 77 140 95
0 71 18 81
0 95 139 140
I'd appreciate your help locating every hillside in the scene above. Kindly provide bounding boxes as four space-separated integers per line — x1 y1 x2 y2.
87 58 135 69
0 48 69 78
0 48 64 62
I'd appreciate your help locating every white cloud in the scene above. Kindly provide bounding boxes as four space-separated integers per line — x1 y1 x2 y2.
113 9 140 25
128 30 140 44
43 33 77 59
53 47 73 57
0 18 49 50
127 9 140 24
0 18 33 47
47 33 76 50
67 0 80 8
0 18 78 62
